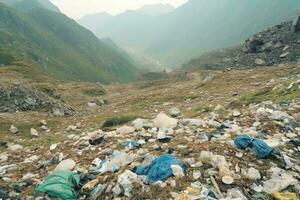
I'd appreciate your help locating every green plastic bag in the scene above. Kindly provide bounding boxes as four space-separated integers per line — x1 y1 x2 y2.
35 171 80 200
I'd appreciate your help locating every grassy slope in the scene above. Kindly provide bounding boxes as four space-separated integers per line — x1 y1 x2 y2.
0 3 137 83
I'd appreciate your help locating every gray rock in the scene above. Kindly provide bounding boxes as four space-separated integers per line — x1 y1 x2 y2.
169 107 181 117
30 128 39 137
54 159 76 171
280 52 290 58
9 125 19 134
255 58 266 66
8 144 23 151
153 113 178 128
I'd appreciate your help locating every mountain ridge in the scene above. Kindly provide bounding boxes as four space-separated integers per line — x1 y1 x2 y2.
79 0 300 69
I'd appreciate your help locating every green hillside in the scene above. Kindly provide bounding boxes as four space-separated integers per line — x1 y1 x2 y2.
0 3 138 83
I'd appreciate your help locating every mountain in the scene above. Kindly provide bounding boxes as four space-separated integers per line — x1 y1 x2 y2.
87 0 300 69
77 12 113 34
137 3 174 16
0 3 138 83
183 19 300 70
0 0 60 12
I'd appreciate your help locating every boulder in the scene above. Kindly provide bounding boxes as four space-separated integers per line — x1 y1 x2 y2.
153 113 178 128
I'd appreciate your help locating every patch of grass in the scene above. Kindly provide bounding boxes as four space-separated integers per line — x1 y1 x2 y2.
81 88 106 97
229 83 300 108
102 115 137 128
196 106 214 113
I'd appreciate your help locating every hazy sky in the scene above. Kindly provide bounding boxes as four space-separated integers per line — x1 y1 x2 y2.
50 0 187 19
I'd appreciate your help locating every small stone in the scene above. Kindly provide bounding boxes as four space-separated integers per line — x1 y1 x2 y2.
116 126 135 135
50 143 58 151
169 107 181 117
40 120 47 126
232 110 241 117
8 144 23 151
55 159 76 171
66 125 77 132
0 154 8 163
171 165 185 177
24 155 40 163
87 102 97 108
9 125 19 134
255 58 266 66
280 52 290 58
30 128 38 137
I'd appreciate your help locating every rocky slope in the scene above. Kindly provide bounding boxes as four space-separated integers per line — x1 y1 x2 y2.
184 16 300 70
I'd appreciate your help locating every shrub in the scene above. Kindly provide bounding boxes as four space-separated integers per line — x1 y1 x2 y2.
102 115 137 128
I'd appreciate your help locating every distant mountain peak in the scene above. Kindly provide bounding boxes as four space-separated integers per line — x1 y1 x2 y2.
137 3 174 16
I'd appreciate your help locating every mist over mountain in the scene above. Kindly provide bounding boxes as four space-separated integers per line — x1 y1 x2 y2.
79 0 300 69
77 12 113 35
137 3 174 16
0 0 60 12
0 1 138 83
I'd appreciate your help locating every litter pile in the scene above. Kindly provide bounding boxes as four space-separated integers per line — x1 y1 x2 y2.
0 100 299 200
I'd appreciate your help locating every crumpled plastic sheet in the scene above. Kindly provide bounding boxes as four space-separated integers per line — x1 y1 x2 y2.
234 135 273 158
134 154 187 183
35 171 80 200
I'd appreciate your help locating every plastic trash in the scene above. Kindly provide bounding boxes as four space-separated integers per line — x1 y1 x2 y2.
134 154 187 183
117 170 141 197
200 151 233 184
263 168 298 194
272 192 297 200
124 140 139 150
99 151 135 173
0 187 7 199
225 188 247 200
91 184 107 199
234 135 273 158
35 171 80 200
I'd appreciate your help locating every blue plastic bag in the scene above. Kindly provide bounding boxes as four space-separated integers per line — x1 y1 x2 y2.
134 154 187 183
234 135 273 158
